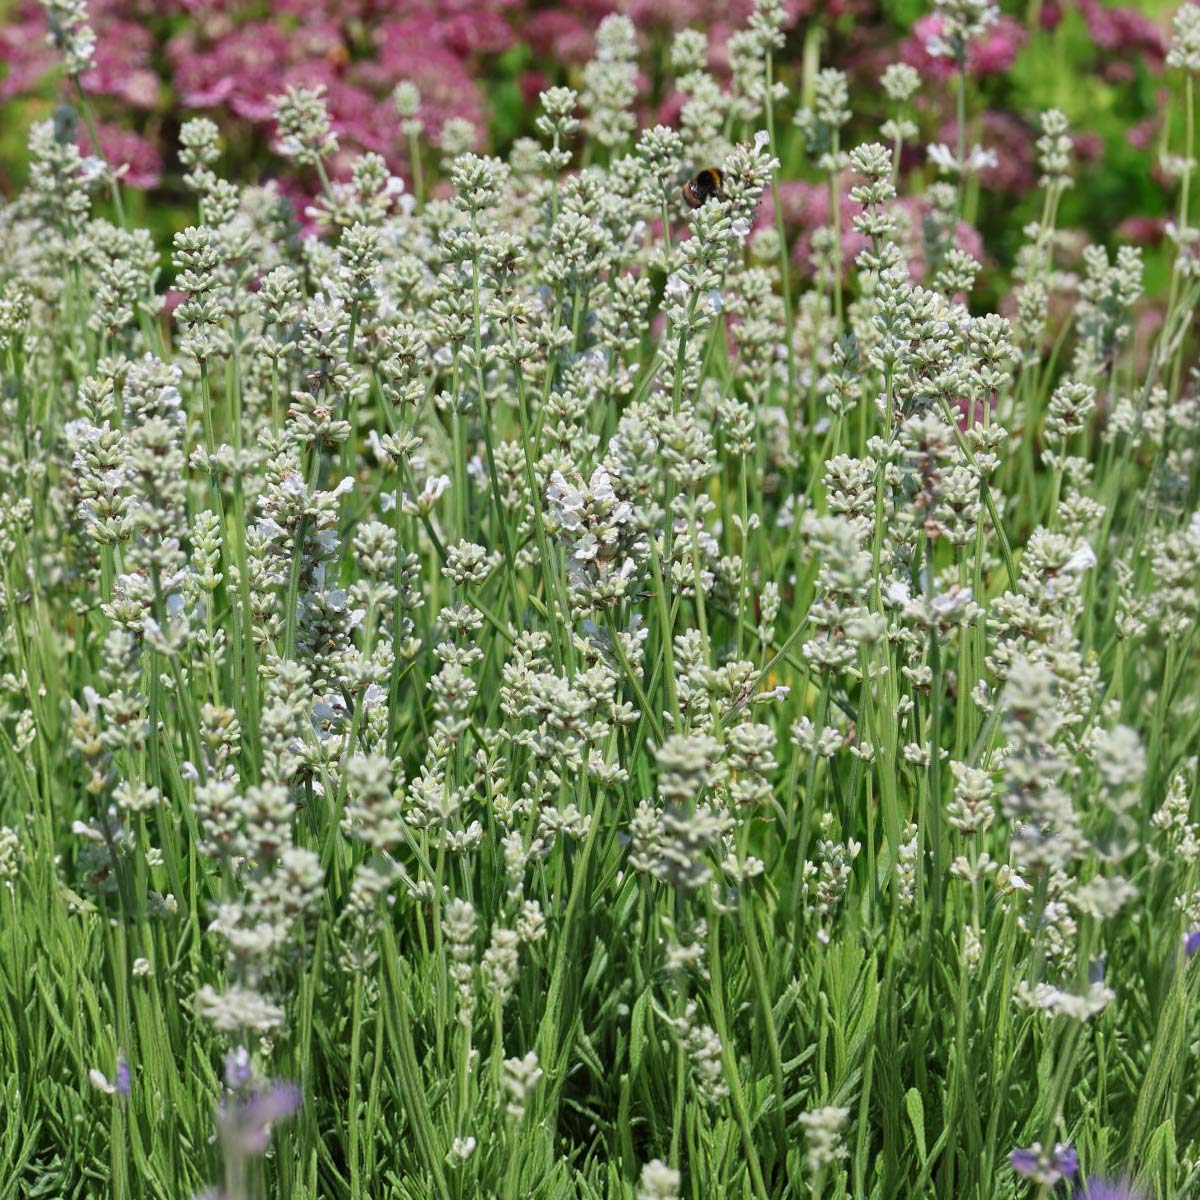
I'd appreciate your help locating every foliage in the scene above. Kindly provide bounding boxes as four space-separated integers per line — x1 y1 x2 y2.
2 3 1200 1200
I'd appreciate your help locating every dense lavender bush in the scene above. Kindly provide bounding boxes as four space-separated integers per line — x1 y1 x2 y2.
2 1 1200 1199
0 0 1180 260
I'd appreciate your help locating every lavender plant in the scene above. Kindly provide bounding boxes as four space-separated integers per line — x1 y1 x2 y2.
3 3 1200 1200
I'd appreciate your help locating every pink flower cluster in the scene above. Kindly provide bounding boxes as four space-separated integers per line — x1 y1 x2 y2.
1078 0 1167 79
0 0 511 188
0 0 1176 211
78 121 164 189
0 5 58 101
167 0 511 163
900 12 1027 83
0 0 818 196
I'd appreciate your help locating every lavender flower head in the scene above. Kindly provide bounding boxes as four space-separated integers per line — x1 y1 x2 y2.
217 1082 302 1158
115 1054 131 1097
224 1045 252 1091
1075 1178 1145 1200
88 1053 131 1098
1011 1142 1079 1187
1184 930 1200 957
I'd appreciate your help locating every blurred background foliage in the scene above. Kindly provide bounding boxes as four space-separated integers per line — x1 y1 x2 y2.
0 0 1186 301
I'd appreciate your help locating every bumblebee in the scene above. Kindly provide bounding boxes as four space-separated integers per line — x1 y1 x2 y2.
682 167 724 209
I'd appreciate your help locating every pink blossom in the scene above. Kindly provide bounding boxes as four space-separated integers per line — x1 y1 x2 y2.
1077 0 1166 70
169 24 290 116
1072 132 1105 165
322 81 396 165
77 122 163 190
902 18 958 82
825 0 870 16
375 0 519 57
971 16 1026 75
1116 216 1165 245
79 19 159 108
0 8 56 100
175 0 244 15
656 89 687 129
521 70 552 107
274 0 372 17
435 11 516 57
3 0 167 105
1040 0 1064 30
755 178 835 235
902 13 1025 81
522 11 598 64
367 25 485 146
1127 109 1162 153
940 110 1034 195
286 20 347 66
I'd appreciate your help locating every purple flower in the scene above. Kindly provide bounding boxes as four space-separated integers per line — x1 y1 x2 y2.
1055 1145 1080 1180
218 1082 303 1158
88 1054 131 1098
1184 930 1200 957
1075 1178 1145 1200
1011 1142 1079 1187
224 1045 252 1091
1010 1148 1038 1175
